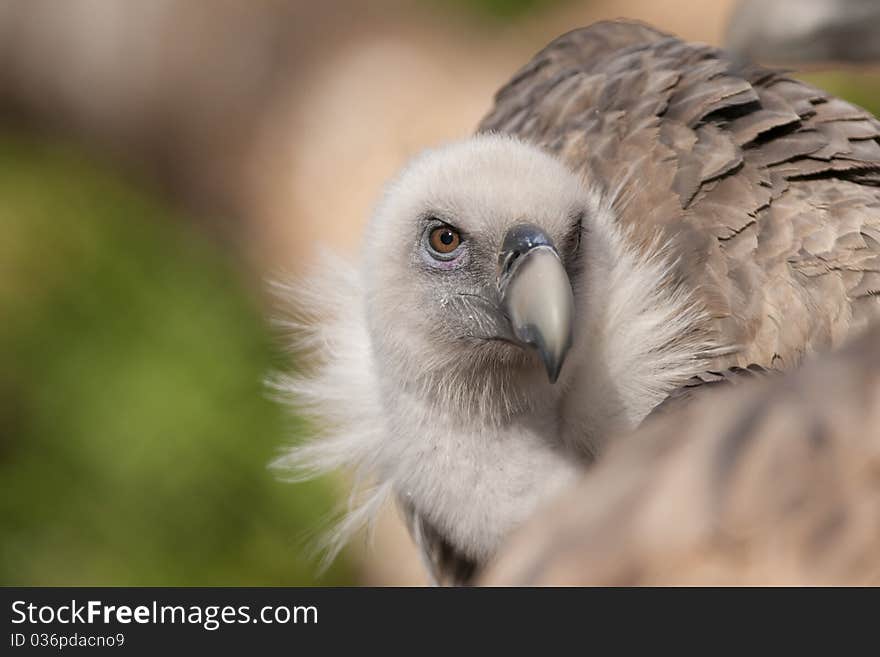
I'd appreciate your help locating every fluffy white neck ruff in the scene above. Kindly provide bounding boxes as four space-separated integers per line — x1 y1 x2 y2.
562 189 718 451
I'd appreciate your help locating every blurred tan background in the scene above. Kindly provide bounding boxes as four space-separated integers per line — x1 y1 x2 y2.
2 0 877 585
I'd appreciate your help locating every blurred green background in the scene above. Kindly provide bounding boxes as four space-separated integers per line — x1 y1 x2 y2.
0 134 350 585
0 0 878 586
800 71 880 118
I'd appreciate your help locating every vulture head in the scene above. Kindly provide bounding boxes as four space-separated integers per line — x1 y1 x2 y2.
363 135 584 394
273 134 713 582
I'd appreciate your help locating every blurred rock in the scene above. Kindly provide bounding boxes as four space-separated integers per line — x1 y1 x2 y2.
726 0 880 65
0 0 382 243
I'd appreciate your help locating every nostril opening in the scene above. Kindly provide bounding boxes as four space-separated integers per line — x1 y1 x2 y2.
507 250 521 270
500 249 522 275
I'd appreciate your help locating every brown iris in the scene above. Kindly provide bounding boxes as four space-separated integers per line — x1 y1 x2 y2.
429 226 461 254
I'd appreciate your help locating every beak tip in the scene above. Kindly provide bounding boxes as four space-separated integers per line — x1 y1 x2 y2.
539 346 567 384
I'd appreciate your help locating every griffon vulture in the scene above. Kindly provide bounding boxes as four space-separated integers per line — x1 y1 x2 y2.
272 21 880 585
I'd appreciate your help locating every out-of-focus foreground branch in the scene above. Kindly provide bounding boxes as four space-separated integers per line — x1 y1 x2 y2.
484 324 880 586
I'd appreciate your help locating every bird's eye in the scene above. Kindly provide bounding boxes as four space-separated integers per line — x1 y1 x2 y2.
429 226 461 255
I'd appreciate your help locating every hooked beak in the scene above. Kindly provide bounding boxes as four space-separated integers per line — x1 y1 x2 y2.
498 224 574 383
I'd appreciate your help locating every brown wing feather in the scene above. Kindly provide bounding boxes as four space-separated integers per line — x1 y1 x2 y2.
479 20 880 370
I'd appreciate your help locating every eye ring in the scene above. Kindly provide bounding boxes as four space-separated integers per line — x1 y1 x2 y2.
428 225 462 256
